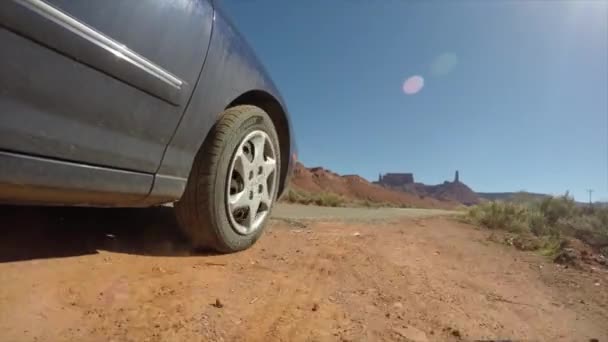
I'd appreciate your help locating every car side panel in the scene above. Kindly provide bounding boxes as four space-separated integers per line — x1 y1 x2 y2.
44 0 213 101
0 27 174 173
0 0 213 173
151 7 296 203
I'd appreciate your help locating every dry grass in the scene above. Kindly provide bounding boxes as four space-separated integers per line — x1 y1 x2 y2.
282 189 346 207
466 194 608 256
282 188 409 208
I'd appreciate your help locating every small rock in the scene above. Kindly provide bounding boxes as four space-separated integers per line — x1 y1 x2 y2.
353 232 361 237
392 302 404 310
385 312 390 318
590 339 599 342
213 298 223 308
392 326 428 342
152 266 166 273
594 282 600 286
580 299 586 304
451 329 461 338
312 303 319 311
105 234 115 239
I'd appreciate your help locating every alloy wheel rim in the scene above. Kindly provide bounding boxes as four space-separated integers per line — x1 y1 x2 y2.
226 130 277 235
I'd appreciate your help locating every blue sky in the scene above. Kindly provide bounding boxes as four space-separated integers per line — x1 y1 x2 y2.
221 0 607 202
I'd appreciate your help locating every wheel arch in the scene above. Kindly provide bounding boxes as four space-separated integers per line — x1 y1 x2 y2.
226 90 291 196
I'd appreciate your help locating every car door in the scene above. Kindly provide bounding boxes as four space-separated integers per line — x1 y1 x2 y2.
0 0 213 173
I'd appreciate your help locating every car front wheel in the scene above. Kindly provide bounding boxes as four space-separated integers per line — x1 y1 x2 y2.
175 105 281 253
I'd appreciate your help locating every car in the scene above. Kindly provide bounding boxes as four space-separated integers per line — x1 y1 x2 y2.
0 0 296 253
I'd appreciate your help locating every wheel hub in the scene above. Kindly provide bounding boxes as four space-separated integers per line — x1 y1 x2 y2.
226 130 277 235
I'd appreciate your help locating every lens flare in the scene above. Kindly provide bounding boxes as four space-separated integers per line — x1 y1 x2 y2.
402 76 424 95
431 52 458 76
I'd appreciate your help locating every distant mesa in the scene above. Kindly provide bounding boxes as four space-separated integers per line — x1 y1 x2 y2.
378 173 414 186
376 169 480 206
290 162 481 207
291 162 571 208
289 162 456 209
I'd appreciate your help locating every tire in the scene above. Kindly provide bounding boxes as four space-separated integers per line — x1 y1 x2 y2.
175 105 281 253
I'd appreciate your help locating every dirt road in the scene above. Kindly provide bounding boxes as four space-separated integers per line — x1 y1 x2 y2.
1 204 607 341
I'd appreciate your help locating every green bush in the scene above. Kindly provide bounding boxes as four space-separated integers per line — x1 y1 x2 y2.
538 235 565 256
538 193 578 226
466 194 608 254
314 193 344 207
282 189 346 207
284 188 405 208
284 189 313 205
466 201 530 233
528 210 549 236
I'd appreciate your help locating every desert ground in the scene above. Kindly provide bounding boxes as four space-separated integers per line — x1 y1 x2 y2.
0 204 606 341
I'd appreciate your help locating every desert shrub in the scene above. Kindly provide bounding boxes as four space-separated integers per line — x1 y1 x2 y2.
538 193 579 226
284 189 302 203
466 201 530 233
283 189 313 205
467 194 608 255
555 215 601 235
285 189 399 208
592 207 608 229
283 189 346 207
358 200 394 208
511 233 542 251
538 235 566 256
528 210 549 236
314 192 344 207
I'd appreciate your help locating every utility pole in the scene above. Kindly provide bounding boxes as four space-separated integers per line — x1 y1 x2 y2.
587 189 594 207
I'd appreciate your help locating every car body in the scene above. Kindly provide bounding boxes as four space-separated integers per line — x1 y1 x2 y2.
0 0 296 208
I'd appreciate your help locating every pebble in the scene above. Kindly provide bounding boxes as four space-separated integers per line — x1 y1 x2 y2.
392 326 428 342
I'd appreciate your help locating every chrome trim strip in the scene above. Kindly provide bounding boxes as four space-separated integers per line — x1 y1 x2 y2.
156 174 188 182
15 0 183 90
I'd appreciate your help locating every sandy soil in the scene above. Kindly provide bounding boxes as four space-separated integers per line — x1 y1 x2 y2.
1 205 607 341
